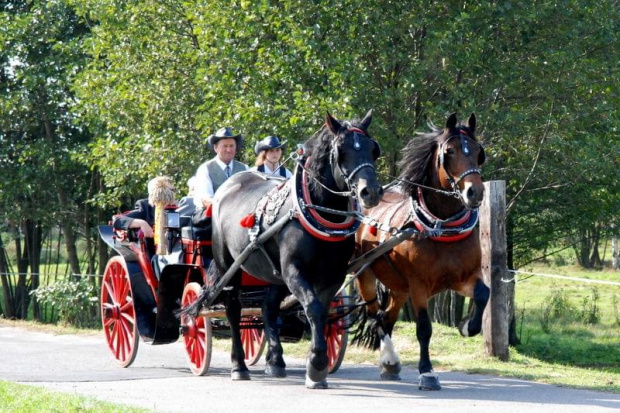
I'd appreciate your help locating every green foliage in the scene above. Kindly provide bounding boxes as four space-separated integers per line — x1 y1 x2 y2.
538 286 603 331
538 288 576 332
65 0 620 264
580 287 600 325
30 278 99 328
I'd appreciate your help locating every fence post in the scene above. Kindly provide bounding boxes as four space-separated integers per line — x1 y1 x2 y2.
480 180 509 360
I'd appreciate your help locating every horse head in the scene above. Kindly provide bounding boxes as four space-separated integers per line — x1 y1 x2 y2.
324 110 384 209
435 113 485 209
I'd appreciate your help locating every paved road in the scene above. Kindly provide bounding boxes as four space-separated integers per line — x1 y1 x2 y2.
1 325 619 413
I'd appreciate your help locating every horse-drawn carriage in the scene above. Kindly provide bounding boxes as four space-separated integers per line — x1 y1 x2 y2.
98 212 350 375
98 111 488 391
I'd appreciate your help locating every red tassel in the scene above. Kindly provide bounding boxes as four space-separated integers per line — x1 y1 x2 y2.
368 225 378 236
205 204 213 218
239 213 256 228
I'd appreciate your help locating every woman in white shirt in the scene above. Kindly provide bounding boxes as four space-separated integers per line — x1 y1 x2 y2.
251 136 292 178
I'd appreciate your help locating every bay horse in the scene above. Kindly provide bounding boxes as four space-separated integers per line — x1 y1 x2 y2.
352 113 488 390
183 111 383 388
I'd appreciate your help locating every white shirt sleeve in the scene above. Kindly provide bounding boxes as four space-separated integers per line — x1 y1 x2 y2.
193 162 214 208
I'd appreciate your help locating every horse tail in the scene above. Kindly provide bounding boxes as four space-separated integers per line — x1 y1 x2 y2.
350 280 390 350
177 260 222 317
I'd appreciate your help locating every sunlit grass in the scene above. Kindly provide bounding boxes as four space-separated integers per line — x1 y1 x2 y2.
0 381 150 413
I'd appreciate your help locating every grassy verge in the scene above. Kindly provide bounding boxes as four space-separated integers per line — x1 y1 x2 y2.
0 381 150 413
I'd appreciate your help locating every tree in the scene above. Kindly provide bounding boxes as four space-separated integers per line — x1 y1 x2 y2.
0 1 95 318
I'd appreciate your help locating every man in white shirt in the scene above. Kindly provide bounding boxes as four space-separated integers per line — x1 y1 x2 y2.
193 127 249 210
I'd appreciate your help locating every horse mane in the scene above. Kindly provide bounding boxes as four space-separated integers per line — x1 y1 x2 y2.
304 124 333 189
304 117 367 197
397 125 442 197
398 119 478 197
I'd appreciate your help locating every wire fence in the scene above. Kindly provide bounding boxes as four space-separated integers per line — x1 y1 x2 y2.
505 269 620 286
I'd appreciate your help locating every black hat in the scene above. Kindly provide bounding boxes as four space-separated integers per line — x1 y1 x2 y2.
254 136 287 155
207 127 244 148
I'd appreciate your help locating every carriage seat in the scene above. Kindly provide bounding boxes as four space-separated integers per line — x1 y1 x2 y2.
181 225 212 241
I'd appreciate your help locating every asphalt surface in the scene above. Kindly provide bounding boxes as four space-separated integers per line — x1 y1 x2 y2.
1 324 619 413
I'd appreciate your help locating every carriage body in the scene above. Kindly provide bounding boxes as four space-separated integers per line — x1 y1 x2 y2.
98 211 347 375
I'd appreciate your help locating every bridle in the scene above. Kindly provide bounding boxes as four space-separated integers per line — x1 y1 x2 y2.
299 126 378 197
330 126 377 194
437 129 483 194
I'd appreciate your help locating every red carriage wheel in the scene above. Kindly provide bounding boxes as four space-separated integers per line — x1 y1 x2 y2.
326 293 349 374
101 256 139 368
241 316 266 366
181 282 213 376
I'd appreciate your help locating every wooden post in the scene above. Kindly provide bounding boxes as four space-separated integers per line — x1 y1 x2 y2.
480 180 509 360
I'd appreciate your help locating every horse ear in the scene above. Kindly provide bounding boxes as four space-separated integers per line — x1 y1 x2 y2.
325 112 342 135
360 109 373 130
446 113 458 130
467 113 476 134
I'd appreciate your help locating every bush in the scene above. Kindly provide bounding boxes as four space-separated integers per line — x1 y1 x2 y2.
538 288 577 332
580 287 600 325
30 278 99 328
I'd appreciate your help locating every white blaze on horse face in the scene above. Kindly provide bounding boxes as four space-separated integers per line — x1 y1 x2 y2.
461 180 483 209
380 334 401 367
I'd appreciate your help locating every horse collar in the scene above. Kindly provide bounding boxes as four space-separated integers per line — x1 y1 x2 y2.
292 158 361 242
409 188 478 242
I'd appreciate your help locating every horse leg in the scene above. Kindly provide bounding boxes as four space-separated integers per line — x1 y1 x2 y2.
285 273 329 389
353 268 405 380
377 290 407 381
262 284 289 378
458 278 490 337
225 271 250 380
415 306 441 390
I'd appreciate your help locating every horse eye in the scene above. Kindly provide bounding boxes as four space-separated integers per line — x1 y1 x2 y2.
446 148 455 155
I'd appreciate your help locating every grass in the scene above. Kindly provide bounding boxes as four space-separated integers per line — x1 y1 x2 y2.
0 381 150 413
513 264 620 370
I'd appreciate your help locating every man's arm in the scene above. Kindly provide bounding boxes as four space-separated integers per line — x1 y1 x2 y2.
193 163 215 208
113 199 154 237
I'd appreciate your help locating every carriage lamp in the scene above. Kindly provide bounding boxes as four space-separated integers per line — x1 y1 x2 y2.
166 211 180 229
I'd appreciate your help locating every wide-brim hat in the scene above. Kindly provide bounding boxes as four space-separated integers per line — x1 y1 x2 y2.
207 126 244 148
254 136 287 155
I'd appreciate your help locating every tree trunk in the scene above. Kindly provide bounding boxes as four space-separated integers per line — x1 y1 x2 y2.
42 117 81 277
613 233 619 270
0 236 15 319
97 174 109 279
575 229 592 268
14 223 29 319
23 219 43 321
58 189 81 277
589 226 601 268
507 214 520 345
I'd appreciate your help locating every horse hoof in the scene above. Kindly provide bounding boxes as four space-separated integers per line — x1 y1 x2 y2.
418 371 441 390
265 364 287 378
305 376 328 389
458 319 470 337
231 369 251 381
380 362 402 381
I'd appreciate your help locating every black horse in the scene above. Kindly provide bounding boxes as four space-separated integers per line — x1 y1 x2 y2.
183 111 384 388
